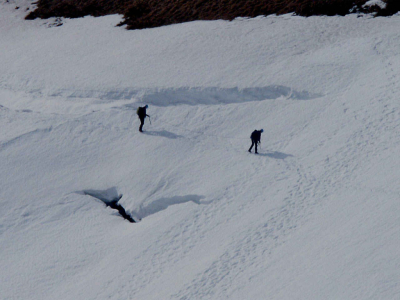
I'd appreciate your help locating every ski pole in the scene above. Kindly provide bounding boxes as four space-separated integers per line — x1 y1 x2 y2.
148 116 151 125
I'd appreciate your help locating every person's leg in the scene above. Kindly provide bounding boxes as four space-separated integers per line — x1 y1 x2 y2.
139 118 144 132
249 139 255 152
255 141 258 154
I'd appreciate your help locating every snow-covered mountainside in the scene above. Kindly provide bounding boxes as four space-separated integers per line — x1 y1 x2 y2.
1 1 399 299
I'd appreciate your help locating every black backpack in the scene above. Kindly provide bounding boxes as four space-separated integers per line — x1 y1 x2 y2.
137 106 145 117
251 130 261 142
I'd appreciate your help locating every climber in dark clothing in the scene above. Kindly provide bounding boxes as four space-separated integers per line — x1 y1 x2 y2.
136 105 150 132
248 129 263 154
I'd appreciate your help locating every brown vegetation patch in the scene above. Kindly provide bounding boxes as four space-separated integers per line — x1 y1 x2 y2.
25 0 400 30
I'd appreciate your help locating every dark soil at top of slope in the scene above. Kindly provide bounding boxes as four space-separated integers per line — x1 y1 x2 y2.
26 0 132 19
25 0 400 30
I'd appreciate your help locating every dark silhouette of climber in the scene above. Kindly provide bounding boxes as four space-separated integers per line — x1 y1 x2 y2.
136 105 150 132
248 129 263 154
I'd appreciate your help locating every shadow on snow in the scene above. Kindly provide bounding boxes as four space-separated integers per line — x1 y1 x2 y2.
133 195 206 220
257 151 293 159
143 130 182 139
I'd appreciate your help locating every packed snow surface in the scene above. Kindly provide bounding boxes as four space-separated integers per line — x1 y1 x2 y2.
1 1 399 299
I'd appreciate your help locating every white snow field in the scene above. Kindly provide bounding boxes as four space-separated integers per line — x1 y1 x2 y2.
1 0 399 299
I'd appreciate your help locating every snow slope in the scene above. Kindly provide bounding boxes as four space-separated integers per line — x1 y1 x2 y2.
1 1 399 299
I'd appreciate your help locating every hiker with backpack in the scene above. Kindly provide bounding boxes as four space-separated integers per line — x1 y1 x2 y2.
248 129 263 154
136 105 150 132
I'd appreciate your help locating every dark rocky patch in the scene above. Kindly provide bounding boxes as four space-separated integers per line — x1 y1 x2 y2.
25 0 399 30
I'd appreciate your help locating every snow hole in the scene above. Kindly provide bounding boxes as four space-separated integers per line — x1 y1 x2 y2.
81 187 136 223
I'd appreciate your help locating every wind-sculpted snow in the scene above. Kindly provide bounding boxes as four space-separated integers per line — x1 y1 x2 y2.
132 86 323 106
0 126 53 151
79 187 121 204
47 85 322 105
79 188 204 222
